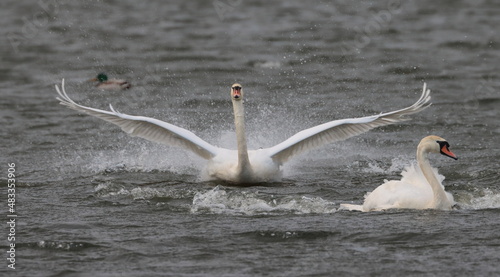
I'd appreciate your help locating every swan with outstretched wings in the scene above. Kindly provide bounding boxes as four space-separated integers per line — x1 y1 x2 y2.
56 80 430 184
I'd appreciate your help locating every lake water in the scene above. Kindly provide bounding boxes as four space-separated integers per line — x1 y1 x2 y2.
1 0 499 276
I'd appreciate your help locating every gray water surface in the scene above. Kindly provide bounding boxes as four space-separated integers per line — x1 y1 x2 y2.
1 1 499 276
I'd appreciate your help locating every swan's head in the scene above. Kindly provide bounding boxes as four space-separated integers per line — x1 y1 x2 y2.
231 83 243 101
419 135 458 160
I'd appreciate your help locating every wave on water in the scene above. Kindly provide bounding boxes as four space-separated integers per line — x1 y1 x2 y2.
462 188 500 210
28 240 95 251
94 182 201 200
91 163 500 212
359 155 411 174
190 186 337 215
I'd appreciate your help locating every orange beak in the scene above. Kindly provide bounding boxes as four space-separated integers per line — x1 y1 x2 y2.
232 87 242 100
440 145 458 160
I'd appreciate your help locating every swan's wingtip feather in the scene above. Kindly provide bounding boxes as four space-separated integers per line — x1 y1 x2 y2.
55 78 79 106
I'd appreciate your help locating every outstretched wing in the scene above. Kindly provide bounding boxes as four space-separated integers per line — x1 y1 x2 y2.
55 79 219 160
267 83 431 164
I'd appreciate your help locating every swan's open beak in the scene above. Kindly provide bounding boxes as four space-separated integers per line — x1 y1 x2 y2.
440 144 458 160
231 85 242 100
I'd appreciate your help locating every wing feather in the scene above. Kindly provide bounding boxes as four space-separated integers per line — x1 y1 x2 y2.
55 79 218 160
267 83 431 164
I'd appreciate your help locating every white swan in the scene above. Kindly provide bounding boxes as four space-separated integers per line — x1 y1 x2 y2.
341 135 458 211
55 80 431 185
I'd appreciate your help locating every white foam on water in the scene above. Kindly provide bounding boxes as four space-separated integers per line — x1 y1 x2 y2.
466 188 500 210
93 182 201 200
361 155 411 174
190 186 337 215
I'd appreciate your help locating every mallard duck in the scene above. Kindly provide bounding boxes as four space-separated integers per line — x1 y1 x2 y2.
90 73 131 90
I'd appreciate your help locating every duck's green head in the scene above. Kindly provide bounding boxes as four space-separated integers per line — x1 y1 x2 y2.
96 73 108 82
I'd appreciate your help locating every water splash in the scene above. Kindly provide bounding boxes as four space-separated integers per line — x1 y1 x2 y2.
53 137 204 179
34 240 92 251
191 186 337 215
361 155 411 174
94 182 200 200
465 188 500 210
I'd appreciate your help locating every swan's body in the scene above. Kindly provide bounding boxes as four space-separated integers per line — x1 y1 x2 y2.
341 135 458 211
91 73 131 90
56 80 431 185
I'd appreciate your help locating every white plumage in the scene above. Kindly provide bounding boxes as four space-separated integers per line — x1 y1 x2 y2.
56 80 431 185
341 135 458 211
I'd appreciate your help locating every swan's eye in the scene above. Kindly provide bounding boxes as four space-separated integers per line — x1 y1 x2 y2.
436 141 450 148
232 86 241 90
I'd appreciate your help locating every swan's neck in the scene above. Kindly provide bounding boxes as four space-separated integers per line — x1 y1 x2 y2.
417 146 450 209
232 99 252 179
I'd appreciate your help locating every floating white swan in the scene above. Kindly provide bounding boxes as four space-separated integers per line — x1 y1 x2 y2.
341 135 458 211
56 80 430 185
